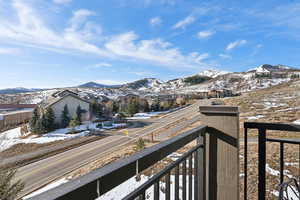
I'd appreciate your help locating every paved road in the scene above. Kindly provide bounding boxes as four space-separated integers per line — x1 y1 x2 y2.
16 100 209 198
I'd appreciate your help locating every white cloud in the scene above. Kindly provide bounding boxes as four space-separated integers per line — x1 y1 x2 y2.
105 31 210 69
0 1 108 57
197 30 215 39
172 15 195 29
226 40 247 51
0 47 20 55
53 0 72 5
92 63 112 68
150 17 162 26
219 54 231 59
0 1 213 71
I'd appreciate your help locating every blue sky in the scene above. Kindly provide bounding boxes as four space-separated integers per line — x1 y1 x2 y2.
0 0 300 89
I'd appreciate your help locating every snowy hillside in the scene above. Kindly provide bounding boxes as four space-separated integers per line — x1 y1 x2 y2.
197 69 229 78
0 64 299 103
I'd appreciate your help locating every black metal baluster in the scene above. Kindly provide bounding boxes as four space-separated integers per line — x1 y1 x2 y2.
166 173 170 200
183 160 187 200
154 181 159 200
175 165 180 200
189 155 193 200
280 142 284 184
258 128 266 200
138 190 145 200
244 127 248 200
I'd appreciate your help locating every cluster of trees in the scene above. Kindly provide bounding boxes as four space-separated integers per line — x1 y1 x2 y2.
90 96 187 118
30 105 85 134
291 74 300 79
184 75 211 85
30 107 55 134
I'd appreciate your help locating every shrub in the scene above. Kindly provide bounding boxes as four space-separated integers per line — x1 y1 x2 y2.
69 116 81 133
0 169 24 200
134 138 146 151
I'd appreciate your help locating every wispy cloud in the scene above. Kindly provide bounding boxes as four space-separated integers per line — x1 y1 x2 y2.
0 1 213 71
172 15 195 29
226 40 247 51
197 30 215 39
0 1 108 57
0 47 20 55
92 62 112 68
53 0 72 5
105 31 210 70
150 17 162 26
219 53 231 59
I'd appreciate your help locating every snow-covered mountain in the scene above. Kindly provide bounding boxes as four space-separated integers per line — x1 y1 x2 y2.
197 69 229 78
1 64 299 104
247 64 297 73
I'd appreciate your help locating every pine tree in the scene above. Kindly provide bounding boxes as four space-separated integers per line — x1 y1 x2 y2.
40 115 48 134
44 107 55 132
0 169 24 200
76 105 82 123
29 107 39 133
61 105 70 128
91 100 103 118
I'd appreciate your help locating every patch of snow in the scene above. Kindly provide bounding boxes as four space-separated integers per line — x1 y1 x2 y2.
23 178 69 199
127 110 171 120
167 152 183 161
256 65 270 73
102 123 127 129
97 175 194 200
198 69 229 78
293 120 300 125
0 121 129 152
247 115 265 120
266 164 292 178
285 162 298 166
266 164 280 176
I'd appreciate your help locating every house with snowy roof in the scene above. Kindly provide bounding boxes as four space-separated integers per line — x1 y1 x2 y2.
41 90 91 125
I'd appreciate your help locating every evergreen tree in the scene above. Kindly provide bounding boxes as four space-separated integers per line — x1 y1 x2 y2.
29 107 39 133
40 115 48 134
76 105 82 123
91 100 103 118
61 105 70 128
127 99 139 116
44 107 55 132
35 118 44 135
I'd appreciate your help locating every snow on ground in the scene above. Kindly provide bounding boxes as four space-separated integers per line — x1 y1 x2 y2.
23 178 69 199
293 119 300 125
247 115 265 120
266 164 292 178
127 110 171 120
0 122 127 152
97 175 194 200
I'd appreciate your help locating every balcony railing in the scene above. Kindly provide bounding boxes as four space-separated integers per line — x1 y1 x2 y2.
28 106 240 200
244 122 300 200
